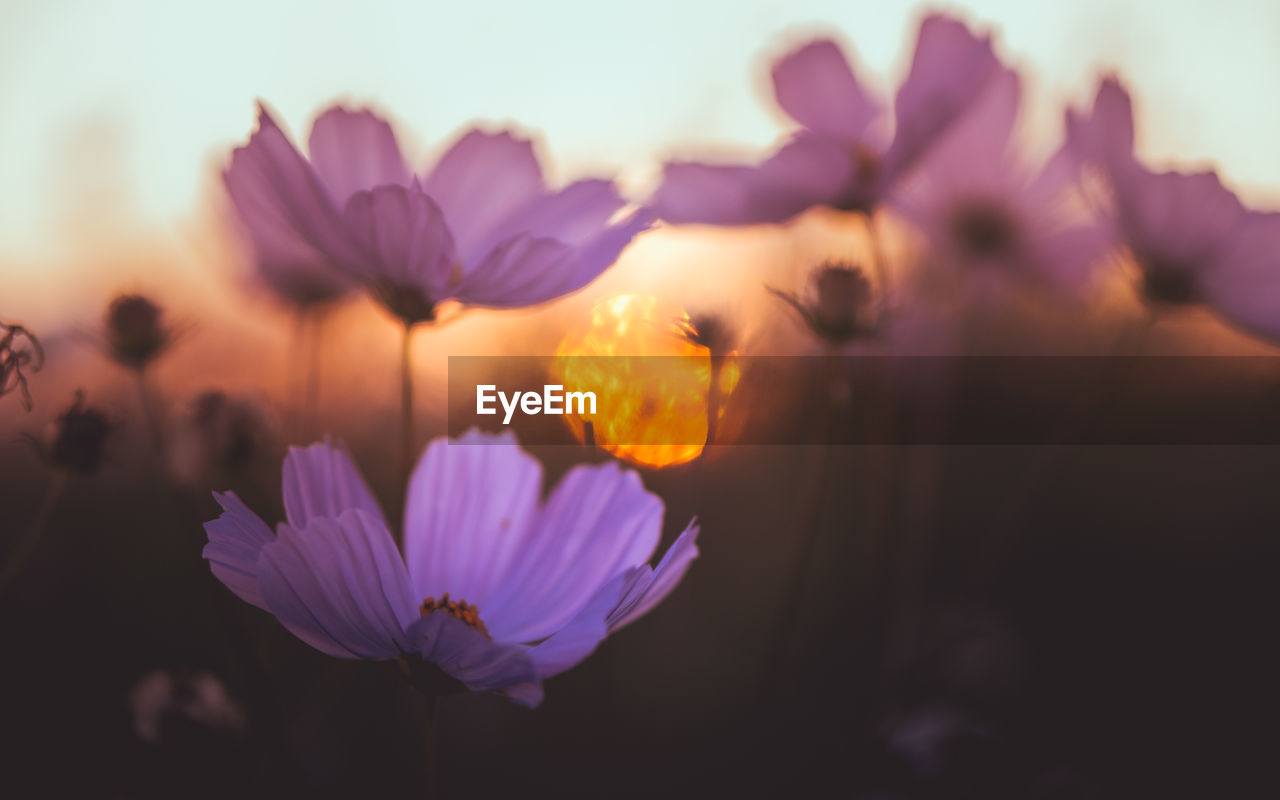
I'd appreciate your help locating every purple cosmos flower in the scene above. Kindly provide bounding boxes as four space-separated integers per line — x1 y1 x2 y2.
1067 78 1280 338
652 13 1003 224
225 104 652 324
203 430 699 707
893 69 1108 290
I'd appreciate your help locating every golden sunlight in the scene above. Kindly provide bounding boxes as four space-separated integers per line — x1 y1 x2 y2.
551 294 740 469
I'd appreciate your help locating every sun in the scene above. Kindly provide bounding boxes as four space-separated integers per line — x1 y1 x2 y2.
551 294 739 468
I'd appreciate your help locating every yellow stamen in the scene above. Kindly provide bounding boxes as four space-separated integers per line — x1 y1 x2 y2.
419 593 490 638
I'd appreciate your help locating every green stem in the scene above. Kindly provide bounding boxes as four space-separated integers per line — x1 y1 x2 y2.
0 469 69 593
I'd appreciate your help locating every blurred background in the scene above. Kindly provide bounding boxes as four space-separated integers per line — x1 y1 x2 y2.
3 1 1279 797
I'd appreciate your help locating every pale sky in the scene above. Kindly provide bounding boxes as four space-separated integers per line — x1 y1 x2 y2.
2 0 1278 261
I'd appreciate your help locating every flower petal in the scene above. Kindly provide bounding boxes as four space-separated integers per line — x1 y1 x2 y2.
203 491 274 610
652 133 853 225
452 233 578 308
486 179 628 249
1203 212 1280 341
902 67 1021 192
772 38 881 140
406 612 543 707
402 430 543 613
529 522 700 677
1066 76 1134 174
755 132 858 211
282 441 387 531
483 461 663 644
341 183 458 302
421 129 545 263
883 13 1003 183
257 511 415 659
223 104 367 273
528 568 635 677
308 106 411 204
607 521 700 631
1118 166 1246 264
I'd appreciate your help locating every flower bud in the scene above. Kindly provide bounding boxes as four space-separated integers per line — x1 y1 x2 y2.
772 263 879 346
168 391 271 488
106 294 172 369
48 391 111 475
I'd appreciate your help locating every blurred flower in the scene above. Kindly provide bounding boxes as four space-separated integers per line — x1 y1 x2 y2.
771 263 882 346
1 321 43 411
104 294 177 370
894 70 1107 290
679 312 736 358
43 391 111 475
129 669 246 744
225 104 651 325
203 431 699 707
168 391 272 489
653 13 1003 223
1067 78 1280 339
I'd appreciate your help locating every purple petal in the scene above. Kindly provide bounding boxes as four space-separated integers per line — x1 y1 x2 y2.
1066 76 1135 174
308 106 411 205
406 612 543 707
528 568 636 677
282 441 387 531
202 491 274 610
223 104 367 274
755 132 859 211
902 67 1021 192
484 179 628 250
421 129 545 263
529 521 700 677
482 462 663 644
772 38 882 140
402 430 543 617
607 521 700 631
1118 166 1246 264
341 183 458 302
652 133 853 225
1203 212 1280 341
883 13 1003 184
651 161 773 225
257 511 415 659
452 233 578 308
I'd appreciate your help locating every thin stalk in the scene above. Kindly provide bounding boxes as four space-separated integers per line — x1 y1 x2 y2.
866 211 890 303
758 347 842 699
423 694 439 798
0 468 69 593
135 367 165 452
703 353 724 456
303 309 325 439
398 321 416 546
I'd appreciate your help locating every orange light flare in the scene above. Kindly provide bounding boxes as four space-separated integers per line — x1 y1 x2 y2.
551 294 740 469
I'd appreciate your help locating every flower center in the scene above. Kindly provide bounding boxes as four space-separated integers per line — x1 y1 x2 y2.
419 594 490 638
833 144 882 213
949 200 1020 259
1140 260 1199 306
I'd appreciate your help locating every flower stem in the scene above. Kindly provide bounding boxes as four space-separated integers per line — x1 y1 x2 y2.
398 321 416 546
703 353 724 454
866 211 890 303
758 347 842 698
304 309 325 439
423 694 439 798
0 468 69 593
135 367 165 452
